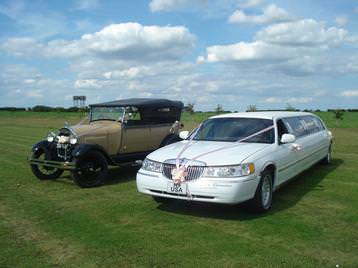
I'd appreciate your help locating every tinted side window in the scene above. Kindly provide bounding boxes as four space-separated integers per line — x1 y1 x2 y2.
301 116 321 135
311 116 325 131
282 117 306 138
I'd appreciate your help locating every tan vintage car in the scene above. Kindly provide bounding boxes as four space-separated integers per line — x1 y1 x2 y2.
29 98 184 187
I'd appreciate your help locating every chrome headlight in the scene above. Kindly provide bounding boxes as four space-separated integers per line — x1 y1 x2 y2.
70 137 78 145
47 132 56 142
203 163 255 178
142 158 162 173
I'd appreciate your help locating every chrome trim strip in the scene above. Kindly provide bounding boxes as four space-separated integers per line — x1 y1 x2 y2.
278 145 328 172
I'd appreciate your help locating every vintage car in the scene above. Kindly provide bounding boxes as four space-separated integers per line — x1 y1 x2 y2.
29 98 184 188
136 111 333 212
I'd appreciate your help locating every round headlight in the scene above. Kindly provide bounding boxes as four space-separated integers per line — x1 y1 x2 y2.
70 138 78 145
47 136 54 142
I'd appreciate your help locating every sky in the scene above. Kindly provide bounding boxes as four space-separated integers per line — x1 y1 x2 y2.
0 0 358 111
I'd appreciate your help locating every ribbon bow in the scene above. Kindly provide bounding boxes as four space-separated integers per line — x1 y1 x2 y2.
171 166 188 184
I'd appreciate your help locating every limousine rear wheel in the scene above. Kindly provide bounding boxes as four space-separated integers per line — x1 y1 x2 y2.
321 146 332 165
249 169 273 213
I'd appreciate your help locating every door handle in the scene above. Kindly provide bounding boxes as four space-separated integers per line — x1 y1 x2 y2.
291 143 302 151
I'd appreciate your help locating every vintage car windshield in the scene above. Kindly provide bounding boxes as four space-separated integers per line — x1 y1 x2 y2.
90 106 125 121
192 118 275 143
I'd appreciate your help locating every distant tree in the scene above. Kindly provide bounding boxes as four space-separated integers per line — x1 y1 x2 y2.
285 103 296 111
215 104 224 114
185 102 195 114
333 109 344 126
247 104 257 112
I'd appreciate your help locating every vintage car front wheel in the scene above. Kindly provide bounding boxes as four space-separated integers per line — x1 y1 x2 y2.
71 151 108 188
30 150 64 180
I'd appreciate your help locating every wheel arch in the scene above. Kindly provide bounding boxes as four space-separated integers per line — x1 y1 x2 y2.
260 161 277 188
72 144 113 165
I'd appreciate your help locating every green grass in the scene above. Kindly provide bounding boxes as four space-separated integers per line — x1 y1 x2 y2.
0 111 357 267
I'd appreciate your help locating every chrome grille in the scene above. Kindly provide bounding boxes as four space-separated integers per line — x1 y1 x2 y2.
162 163 205 181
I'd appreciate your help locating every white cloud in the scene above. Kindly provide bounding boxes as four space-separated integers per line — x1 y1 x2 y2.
200 18 354 77
203 41 292 62
149 0 203 12
2 23 196 61
256 19 348 47
75 79 102 89
340 90 358 97
73 0 99 10
240 0 265 9
261 97 282 103
228 4 291 24
335 15 348 26
287 97 313 103
0 1 68 38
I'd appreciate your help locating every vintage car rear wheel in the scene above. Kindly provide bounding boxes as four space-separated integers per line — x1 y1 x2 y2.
71 151 108 188
30 150 64 180
249 169 273 213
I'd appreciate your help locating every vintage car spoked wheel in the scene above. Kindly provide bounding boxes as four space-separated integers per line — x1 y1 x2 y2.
30 150 64 180
249 169 273 212
71 151 108 188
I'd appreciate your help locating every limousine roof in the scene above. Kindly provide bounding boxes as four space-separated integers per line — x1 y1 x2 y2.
211 111 314 120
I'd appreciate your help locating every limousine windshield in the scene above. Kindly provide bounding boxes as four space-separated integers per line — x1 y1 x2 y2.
192 118 275 143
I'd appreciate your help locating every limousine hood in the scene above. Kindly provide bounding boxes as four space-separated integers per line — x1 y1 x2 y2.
147 140 271 166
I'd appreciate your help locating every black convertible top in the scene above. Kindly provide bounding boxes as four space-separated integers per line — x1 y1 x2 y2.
90 98 183 109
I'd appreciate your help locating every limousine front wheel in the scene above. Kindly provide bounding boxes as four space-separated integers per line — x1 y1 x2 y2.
249 169 273 213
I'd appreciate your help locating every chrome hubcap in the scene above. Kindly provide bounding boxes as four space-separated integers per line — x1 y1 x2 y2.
261 175 271 208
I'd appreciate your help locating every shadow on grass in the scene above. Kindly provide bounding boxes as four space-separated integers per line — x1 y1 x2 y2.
157 158 343 220
55 164 140 187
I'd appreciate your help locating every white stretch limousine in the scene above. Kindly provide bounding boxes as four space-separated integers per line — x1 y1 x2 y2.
136 112 332 212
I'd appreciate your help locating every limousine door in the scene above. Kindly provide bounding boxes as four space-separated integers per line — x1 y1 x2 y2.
275 119 302 185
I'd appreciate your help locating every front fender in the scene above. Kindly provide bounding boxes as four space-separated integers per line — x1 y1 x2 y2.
71 144 112 164
32 140 50 152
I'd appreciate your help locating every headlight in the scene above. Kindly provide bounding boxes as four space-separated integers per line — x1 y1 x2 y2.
142 158 162 173
47 132 56 142
70 138 78 145
203 163 255 177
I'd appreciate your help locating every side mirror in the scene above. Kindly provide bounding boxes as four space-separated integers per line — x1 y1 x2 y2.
281 133 296 144
179 131 189 140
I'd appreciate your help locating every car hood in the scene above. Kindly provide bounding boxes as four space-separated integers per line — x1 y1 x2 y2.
147 140 271 166
70 121 121 137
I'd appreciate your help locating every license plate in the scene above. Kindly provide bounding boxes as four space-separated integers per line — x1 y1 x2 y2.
167 181 187 194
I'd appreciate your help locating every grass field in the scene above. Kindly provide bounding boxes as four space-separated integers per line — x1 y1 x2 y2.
0 111 357 267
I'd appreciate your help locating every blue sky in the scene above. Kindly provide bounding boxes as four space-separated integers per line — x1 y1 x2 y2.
0 0 357 111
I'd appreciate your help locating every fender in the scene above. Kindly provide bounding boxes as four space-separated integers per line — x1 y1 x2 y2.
71 143 113 165
31 140 53 160
32 140 50 152
260 161 277 189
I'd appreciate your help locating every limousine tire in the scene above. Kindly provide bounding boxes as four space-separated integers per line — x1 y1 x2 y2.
249 169 273 213
321 146 332 165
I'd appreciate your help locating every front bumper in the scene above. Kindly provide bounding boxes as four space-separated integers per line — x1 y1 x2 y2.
28 157 76 170
136 169 260 204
